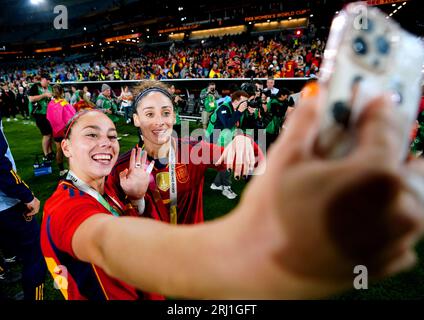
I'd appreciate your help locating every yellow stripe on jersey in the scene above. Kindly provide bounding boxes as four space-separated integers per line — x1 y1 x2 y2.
45 257 68 300
91 264 109 300
10 170 20 184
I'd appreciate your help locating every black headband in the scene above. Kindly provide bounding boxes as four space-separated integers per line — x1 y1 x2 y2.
133 87 173 111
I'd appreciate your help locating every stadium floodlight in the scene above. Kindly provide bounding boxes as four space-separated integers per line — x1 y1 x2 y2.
30 0 44 5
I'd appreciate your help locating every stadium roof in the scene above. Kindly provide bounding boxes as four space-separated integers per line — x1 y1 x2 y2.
0 0 421 53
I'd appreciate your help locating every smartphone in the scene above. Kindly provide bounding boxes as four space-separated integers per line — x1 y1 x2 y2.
317 1 424 159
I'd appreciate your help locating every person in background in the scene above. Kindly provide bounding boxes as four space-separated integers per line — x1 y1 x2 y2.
168 84 185 137
200 82 220 130
70 85 79 106
46 85 76 177
206 90 250 200
0 82 18 122
73 90 95 112
96 84 119 123
28 74 54 164
16 86 29 120
118 85 134 124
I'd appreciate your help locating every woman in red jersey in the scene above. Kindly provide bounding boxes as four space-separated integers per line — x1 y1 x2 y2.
41 90 424 300
105 80 262 224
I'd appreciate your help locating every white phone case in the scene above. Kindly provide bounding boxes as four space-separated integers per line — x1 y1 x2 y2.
317 1 424 159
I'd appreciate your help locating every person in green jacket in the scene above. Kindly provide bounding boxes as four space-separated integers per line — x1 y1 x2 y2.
200 82 220 130
96 84 119 123
168 84 186 137
264 88 293 149
28 74 54 162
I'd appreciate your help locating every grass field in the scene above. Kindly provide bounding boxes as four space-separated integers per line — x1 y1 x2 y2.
1 115 424 300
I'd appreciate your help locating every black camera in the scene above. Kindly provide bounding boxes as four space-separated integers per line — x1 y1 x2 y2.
247 96 263 109
240 81 256 96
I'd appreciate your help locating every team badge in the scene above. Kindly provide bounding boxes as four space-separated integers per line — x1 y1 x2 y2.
176 164 189 184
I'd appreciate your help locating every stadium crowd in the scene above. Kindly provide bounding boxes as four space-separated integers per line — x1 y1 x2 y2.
0 34 325 85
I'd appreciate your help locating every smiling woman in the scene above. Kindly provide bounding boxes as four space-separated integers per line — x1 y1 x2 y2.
105 80 262 224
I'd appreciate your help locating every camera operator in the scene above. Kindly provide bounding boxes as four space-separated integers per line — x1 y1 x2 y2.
205 90 249 200
168 84 186 137
237 80 268 144
262 87 294 149
200 82 221 130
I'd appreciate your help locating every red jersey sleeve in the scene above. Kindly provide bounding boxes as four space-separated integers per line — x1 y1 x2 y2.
47 191 109 259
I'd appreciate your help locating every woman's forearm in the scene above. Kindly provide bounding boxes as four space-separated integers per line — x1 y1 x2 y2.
95 210 299 299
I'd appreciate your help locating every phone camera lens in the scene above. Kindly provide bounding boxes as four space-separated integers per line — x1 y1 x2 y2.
376 36 390 55
352 37 367 55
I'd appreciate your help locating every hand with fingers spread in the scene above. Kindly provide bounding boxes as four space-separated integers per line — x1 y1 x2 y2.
216 135 256 180
235 86 424 297
119 147 153 200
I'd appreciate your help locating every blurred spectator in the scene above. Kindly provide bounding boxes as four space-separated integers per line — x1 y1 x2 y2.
118 85 133 124
16 86 29 120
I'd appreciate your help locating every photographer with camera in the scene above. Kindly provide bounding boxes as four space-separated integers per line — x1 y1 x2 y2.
206 90 251 199
262 87 294 149
200 82 221 130
168 84 186 137
236 80 268 145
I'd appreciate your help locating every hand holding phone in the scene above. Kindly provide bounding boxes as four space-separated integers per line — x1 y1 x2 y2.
317 1 424 159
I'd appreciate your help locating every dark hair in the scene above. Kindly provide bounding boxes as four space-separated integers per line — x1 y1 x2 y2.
52 84 64 99
278 88 291 97
131 80 173 113
40 73 51 81
231 90 250 102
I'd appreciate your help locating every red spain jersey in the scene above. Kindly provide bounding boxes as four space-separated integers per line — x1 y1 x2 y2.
284 60 298 78
106 138 226 224
106 138 264 225
40 180 165 300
